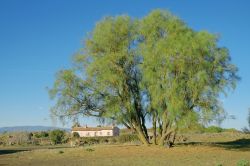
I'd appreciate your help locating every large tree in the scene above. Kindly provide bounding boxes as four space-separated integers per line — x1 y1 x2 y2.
49 10 239 146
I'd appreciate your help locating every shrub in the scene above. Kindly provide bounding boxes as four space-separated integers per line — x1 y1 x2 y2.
108 137 117 144
237 159 249 166
99 137 109 144
49 130 65 145
79 137 100 145
85 148 94 152
117 134 139 143
10 132 30 145
72 132 80 138
204 126 223 133
75 134 139 145
34 131 49 138
58 150 64 154
223 128 238 132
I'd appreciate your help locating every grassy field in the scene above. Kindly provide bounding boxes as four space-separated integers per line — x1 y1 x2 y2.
0 133 250 166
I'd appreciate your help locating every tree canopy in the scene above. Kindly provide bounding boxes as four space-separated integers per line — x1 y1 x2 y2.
49 10 239 146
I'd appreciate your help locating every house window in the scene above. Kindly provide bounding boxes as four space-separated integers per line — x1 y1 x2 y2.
107 132 110 136
86 132 90 136
99 132 102 135
94 132 97 136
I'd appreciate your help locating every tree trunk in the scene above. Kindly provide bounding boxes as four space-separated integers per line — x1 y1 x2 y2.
135 125 149 145
171 131 177 145
159 130 172 146
158 109 170 145
152 112 157 145
158 118 162 138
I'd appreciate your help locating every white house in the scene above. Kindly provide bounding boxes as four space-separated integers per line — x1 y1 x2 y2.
71 126 120 137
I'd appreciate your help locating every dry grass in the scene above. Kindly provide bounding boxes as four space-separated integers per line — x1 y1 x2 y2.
0 133 250 166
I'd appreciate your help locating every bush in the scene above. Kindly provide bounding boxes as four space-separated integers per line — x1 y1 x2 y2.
117 134 139 143
237 159 249 166
58 150 64 154
49 130 65 145
79 137 100 145
10 132 30 145
72 134 139 146
204 126 223 133
34 131 49 138
108 137 117 144
85 148 94 152
223 128 238 133
72 132 80 138
99 137 109 144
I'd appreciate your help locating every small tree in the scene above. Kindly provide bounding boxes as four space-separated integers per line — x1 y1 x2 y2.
49 130 65 145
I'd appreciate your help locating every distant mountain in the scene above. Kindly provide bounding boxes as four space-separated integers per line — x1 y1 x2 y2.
0 126 70 133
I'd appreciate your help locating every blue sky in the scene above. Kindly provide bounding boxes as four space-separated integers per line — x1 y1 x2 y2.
0 0 249 129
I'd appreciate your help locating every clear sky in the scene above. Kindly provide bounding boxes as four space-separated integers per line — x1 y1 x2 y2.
0 0 249 129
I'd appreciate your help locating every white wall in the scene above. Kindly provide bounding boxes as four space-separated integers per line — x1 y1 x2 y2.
72 129 114 137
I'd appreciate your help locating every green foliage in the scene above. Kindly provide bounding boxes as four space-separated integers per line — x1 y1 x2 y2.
58 150 64 154
49 9 239 145
72 132 80 138
179 124 238 134
237 160 250 166
117 134 139 143
74 135 139 145
85 148 95 152
34 131 49 138
79 136 112 145
216 164 223 166
223 128 238 132
108 137 117 143
204 126 223 133
81 137 100 144
49 130 65 145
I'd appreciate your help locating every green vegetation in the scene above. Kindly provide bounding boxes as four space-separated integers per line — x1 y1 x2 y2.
0 132 249 165
85 148 95 152
203 126 223 133
72 132 80 138
49 9 239 146
71 134 139 146
58 150 64 154
179 125 238 134
237 159 250 166
0 126 240 148
117 134 139 143
49 130 65 145
33 131 49 138
0 130 70 146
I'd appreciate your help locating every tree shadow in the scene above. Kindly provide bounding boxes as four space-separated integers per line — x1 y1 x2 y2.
214 138 250 151
0 149 29 155
178 138 250 151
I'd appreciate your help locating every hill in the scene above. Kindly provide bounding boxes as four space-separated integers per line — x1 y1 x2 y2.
0 126 70 133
